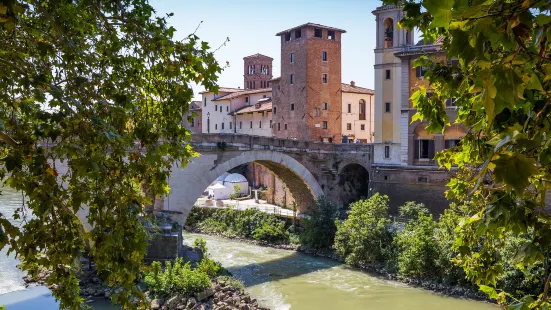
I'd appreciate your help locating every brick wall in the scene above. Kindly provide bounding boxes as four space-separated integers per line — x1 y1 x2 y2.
244 55 273 89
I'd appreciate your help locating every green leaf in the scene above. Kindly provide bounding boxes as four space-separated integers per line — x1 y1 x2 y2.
424 0 455 29
479 285 498 299
493 154 539 193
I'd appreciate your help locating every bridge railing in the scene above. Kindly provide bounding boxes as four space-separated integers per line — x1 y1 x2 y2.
190 133 372 153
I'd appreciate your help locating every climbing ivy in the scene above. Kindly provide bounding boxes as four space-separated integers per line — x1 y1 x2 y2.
0 1 222 309
384 0 551 308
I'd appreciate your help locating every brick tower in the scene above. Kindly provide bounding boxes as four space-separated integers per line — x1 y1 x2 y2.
243 54 273 90
271 23 345 142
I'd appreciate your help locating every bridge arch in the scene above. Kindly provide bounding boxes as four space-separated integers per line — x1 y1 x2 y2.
336 162 370 209
164 150 324 224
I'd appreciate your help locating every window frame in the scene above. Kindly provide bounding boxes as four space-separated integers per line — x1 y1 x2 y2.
322 74 328 84
290 74 294 85
384 145 390 158
322 51 327 61
385 102 391 113
322 102 328 110
346 123 352 130
385 69 391 80
322 121 328 129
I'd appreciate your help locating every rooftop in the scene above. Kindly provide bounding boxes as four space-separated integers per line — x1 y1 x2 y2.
199 87 243 95
190 101 202 111
341 83 374 95
243 53 273 60
213 87 272 101
276 23 346 36
231 99 272 115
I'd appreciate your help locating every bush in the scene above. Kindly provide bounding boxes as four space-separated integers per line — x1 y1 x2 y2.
334 194 395 267
193 237 208 255
187 207 290 243
300 196 340 250
394 202 440 279
144 259 211 297
434 207 468 285
196 257 222 278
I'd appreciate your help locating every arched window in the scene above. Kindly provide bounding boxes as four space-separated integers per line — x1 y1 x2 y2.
359 99 366 120
384 18 394 48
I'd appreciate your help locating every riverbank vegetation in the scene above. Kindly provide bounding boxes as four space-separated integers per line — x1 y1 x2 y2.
186 194 548 304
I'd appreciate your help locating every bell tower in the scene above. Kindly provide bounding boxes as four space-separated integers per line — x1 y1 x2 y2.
372 3 413 165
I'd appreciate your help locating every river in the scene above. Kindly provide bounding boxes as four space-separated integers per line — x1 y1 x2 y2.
0 188 497 309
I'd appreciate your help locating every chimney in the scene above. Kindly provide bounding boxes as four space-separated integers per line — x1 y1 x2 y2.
350 81 355 87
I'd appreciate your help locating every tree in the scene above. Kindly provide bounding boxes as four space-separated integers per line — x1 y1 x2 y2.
300 196 339 250
384 0 551 307
0 1 222 309
233 184 241 199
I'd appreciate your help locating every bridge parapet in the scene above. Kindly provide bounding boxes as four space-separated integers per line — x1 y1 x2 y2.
190 133 372 154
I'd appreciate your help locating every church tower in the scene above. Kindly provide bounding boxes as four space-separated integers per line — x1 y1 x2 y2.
372 4 414 165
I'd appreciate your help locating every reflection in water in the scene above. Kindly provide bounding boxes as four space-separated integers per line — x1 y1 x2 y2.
184 232 498 310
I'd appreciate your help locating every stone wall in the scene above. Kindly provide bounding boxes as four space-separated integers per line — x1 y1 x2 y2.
370 164 451 215
245 162 295 207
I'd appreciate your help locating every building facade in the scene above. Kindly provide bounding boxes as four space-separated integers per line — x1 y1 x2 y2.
244 54 273 90
187 101 203 134
271 23 346 143
341 82 375 143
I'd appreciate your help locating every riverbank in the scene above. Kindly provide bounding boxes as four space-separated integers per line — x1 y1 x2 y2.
185 226 489 302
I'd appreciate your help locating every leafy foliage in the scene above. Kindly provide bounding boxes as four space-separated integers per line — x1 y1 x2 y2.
144 259 211 297
334 194 395 267
193 237 208 256
300 196 340 250
186 207 289 243
394 203 440 278
384 0 551 307
195 257 222 279
0 0 222 308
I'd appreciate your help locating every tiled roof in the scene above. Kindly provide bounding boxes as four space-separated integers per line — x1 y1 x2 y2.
199 87 242 94
231 99 272 115
243 53 273 60
190 101 202 110
341 83 374 95
213 87 272 101
276 23 346 36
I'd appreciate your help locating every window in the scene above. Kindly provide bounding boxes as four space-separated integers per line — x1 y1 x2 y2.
385 102 391 113
226 106 229 112
322 74 328 84
221 123 224 130
250 121 253 129
295 29 301 39
215 105 217 111
322 102 328 110
328 30 335 40
285 124 288 130
361 124 365 130
191 118 195 127
322 121 328 129
385 69 391 80
270 120 273 128
322 51 327 61
204 97 207 106
278 123 281 131
347 104 351 113
290 53 294 63
417 139 435 159
253 81 256 89
215 124 218 130
230 122 232 129
290 74 294 85
291 103 295 111
239 121 242 129
259 121 262 128
314 108 320 117
384 146 390 158
346 123 352 130
314 28 322 38
245 97 249 103
274 107 277 114
220 107 222 114
416 66 427 78
285 32 291 41
446 98 457 107
359 100 366 120
446 139 461 148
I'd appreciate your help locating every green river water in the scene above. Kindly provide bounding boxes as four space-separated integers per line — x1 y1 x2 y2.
0 188 498 309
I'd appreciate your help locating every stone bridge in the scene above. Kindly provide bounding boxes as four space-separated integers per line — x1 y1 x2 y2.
165 134 372 224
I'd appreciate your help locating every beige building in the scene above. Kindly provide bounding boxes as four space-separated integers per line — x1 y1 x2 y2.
341 82 375 143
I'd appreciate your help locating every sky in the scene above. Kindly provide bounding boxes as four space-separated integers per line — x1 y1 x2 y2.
151 0 384 100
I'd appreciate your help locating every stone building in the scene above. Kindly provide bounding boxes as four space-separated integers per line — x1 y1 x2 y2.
186 101 202 134
271 23 346 143
370 3 465 214
244 54 273 90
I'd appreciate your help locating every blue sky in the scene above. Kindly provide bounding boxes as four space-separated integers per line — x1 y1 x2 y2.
151 0 384 99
